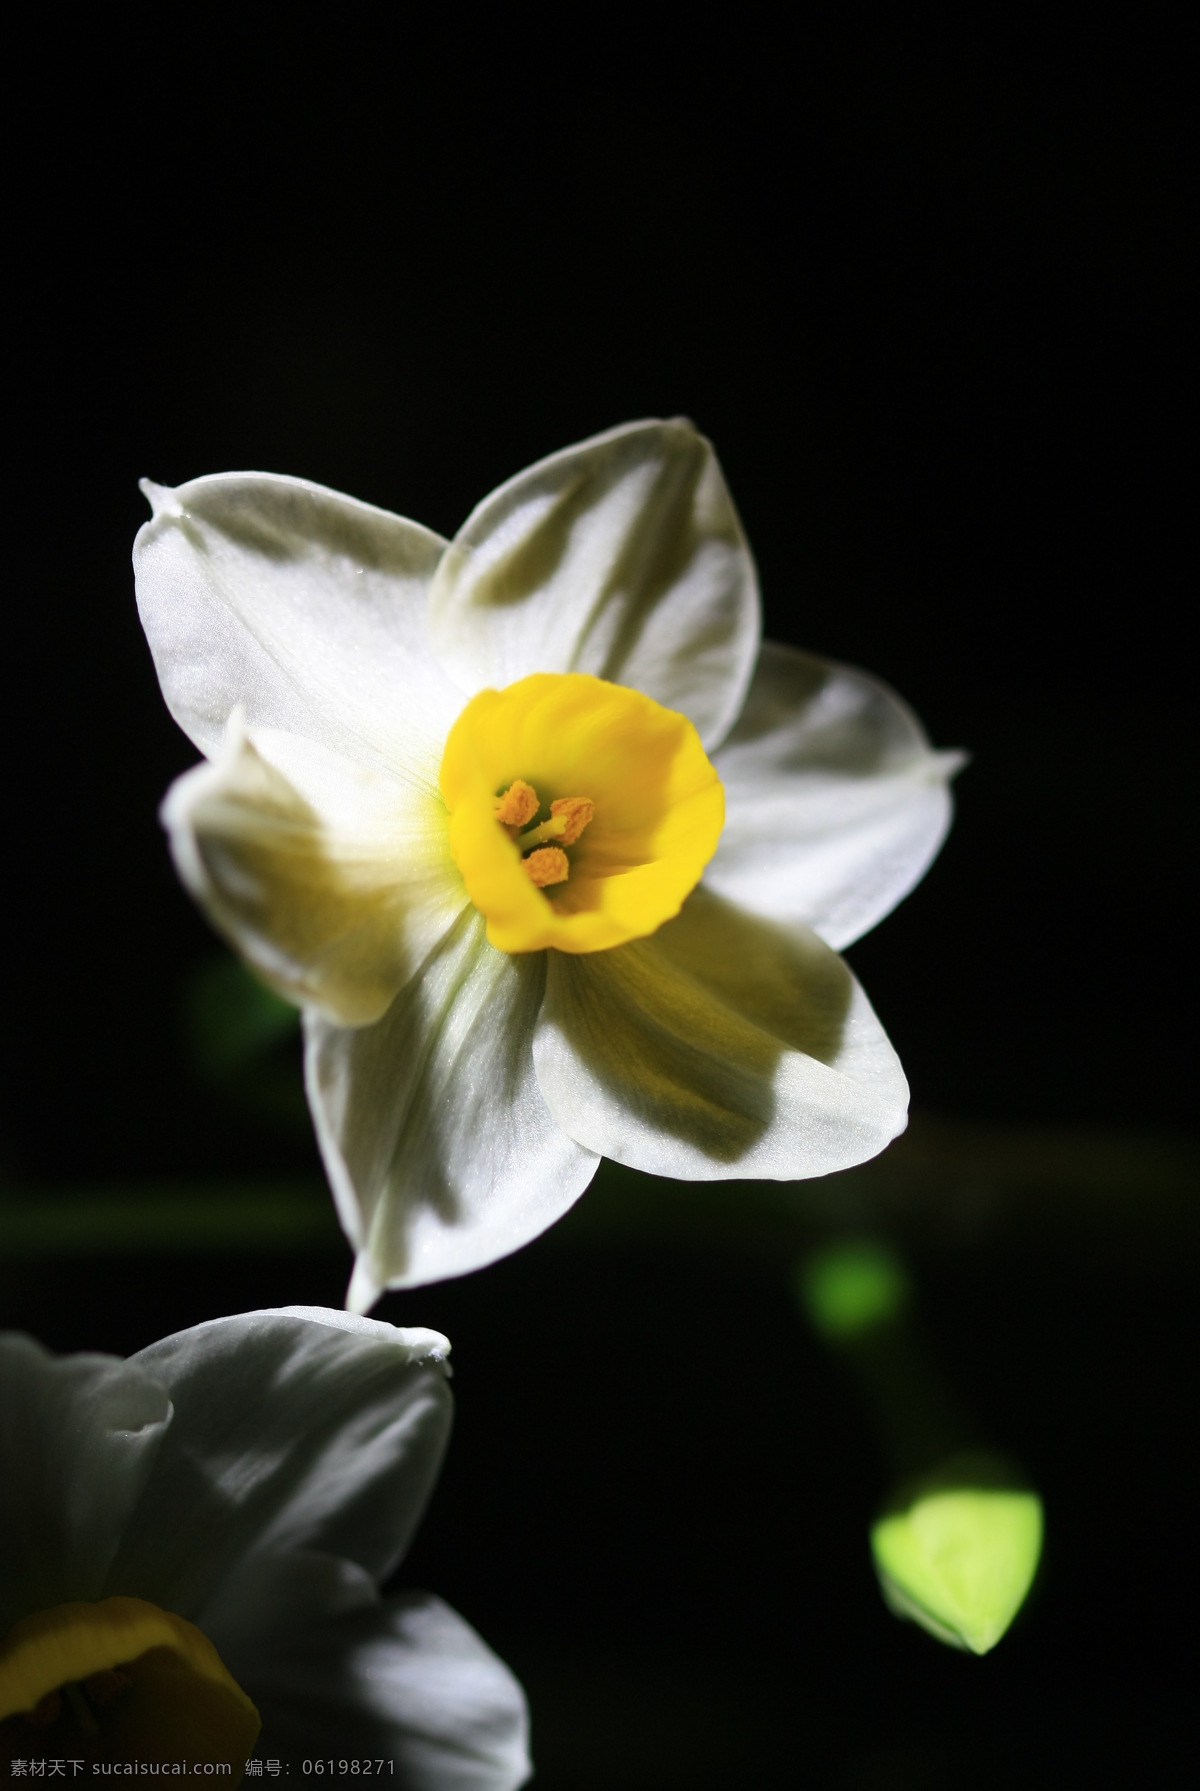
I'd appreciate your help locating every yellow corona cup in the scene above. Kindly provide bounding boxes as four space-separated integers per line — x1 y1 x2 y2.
0 1597 259 1771
441 673 724 954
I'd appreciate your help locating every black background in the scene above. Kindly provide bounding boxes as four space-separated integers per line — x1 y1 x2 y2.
5 15 1194 1787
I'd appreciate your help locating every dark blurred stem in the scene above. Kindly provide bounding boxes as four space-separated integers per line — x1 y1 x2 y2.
795 1241 977 1483
833 1314 974 1483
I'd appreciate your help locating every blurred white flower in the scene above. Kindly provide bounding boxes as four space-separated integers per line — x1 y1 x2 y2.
135 420 960 1305
0 1310 529 1787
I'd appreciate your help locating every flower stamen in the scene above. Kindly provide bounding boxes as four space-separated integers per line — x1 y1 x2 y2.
515 795 596 851
549 796 595 844
27 1690 62 1727
85 1668 134 1707
523 846 570 887
495 779 597 889
63 1681 101 1737
493 780 540 827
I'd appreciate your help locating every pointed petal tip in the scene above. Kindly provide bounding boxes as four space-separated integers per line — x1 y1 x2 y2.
139 477 181 520
345 1256 383 1317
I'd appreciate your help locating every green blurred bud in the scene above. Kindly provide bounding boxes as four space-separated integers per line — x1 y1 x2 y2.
180 951 306 1129
183 951 298 1077
871 1457 1043 1654
795 1238 911 1340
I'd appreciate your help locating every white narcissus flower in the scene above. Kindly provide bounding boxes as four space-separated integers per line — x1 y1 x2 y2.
0 1310 529 1787
134 420 961 1308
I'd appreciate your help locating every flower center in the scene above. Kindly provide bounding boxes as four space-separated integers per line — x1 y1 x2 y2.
440 672 724 954
0 1597 260 1776
494 780 596 888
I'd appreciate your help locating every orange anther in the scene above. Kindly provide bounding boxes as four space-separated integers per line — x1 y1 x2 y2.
84 1668 134 1707
494 779 540 827
549 796 595 845
523 846 570 887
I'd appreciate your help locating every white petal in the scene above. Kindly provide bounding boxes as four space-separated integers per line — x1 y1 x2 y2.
707 642 964 949
202 1549 383 1648
0 1337 171 1632
426 419 760 749
271 1307 451 1348
216 1560 530 1791
162 715 466 1025
104 1311 451 1617
305 908 599 1299
535 888 909 1181
134 472 464 777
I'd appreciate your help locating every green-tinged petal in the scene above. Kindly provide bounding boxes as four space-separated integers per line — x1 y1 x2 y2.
707 644 964 950
426 419 760 750
0 1337 171 1632
305 908 599 1302
134 472 463 779
162 716 465 1025
211 1556 529 1790
535 888 908 1180
104 1311 451 1617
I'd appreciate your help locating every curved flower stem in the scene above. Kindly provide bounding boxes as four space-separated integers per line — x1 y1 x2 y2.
0 1116 1193 1264
794 1238 973 1482
794 1237 1045 1654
